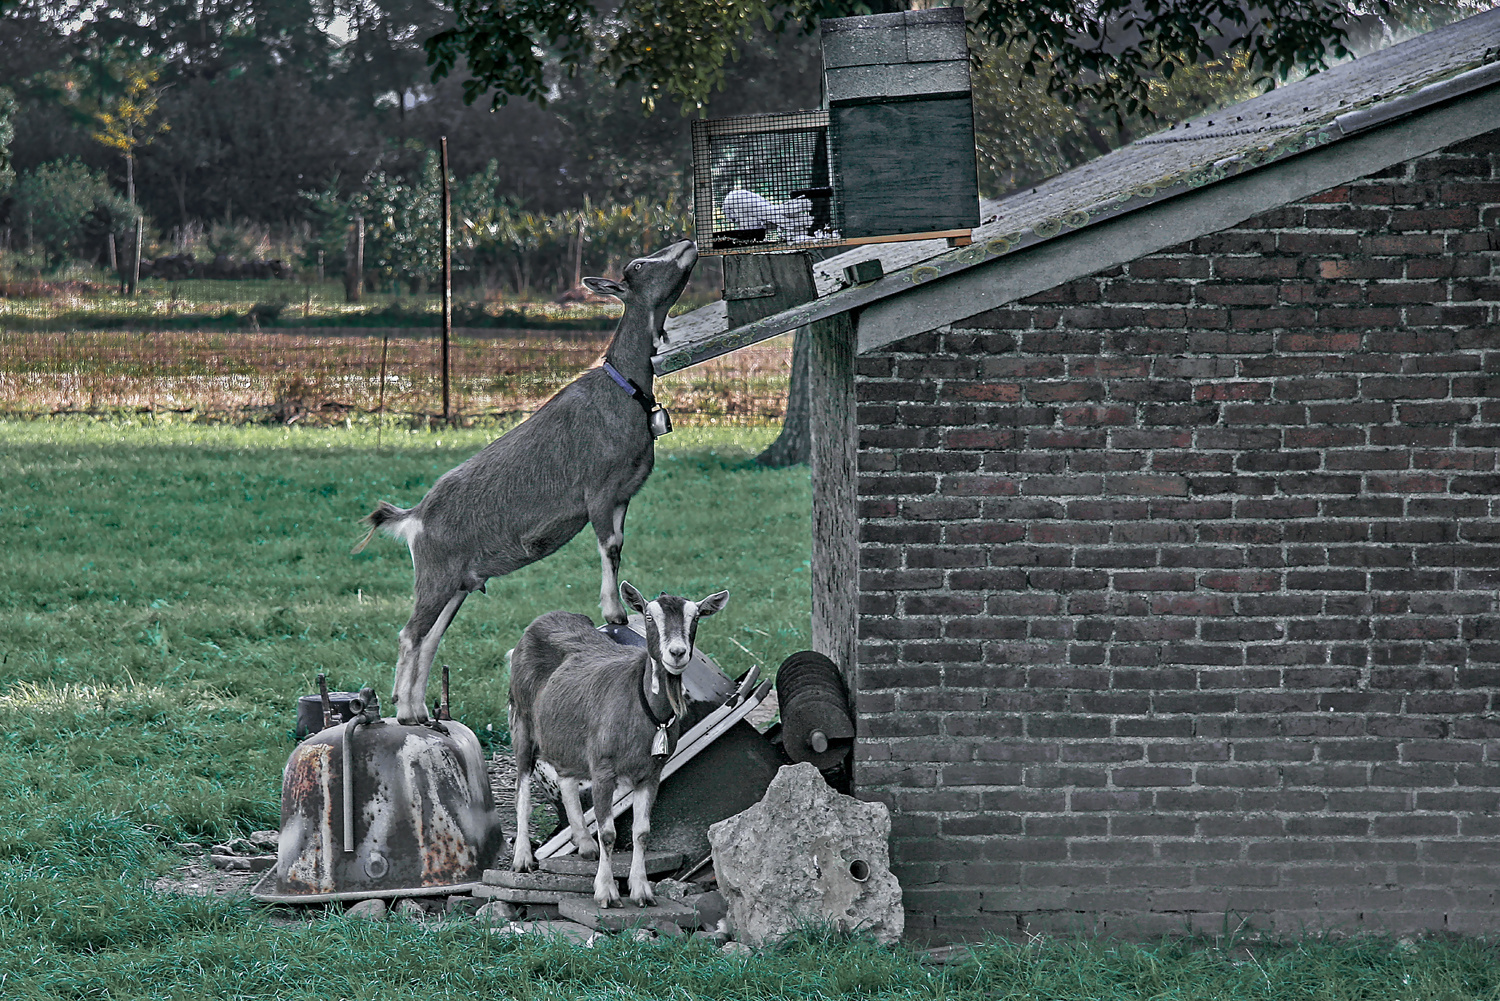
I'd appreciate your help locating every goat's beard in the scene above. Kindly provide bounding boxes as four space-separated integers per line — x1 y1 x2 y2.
664 670 686 721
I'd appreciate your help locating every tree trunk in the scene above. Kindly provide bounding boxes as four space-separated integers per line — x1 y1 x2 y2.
756 326 812 467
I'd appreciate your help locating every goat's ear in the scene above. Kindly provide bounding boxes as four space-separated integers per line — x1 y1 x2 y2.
696 590 730 618
583 276 628 299
620 581 648 615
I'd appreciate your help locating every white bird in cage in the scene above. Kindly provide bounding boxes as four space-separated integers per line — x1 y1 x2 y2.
723 189 814 239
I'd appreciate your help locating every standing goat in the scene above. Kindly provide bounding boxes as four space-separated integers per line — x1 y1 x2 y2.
353 241 698 725
509 582 729 906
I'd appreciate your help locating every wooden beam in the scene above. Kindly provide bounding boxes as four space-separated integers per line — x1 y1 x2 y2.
810 313 859 693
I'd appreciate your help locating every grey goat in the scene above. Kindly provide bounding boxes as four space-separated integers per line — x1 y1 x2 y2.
509 581 729 906
354 240 698 724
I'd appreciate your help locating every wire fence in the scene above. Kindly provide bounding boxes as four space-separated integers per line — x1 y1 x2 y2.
0 326 793 426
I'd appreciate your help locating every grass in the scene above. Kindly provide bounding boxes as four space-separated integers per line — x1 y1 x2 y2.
2 417 1498 998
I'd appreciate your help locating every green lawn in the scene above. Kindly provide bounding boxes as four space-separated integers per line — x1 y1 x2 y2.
1 417 1497 998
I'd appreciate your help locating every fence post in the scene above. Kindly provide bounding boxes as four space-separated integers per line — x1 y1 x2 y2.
345 215 364 304
128 216 143 297
440 135 453 426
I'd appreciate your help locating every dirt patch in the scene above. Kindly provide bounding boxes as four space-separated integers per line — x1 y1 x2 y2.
151 857 261 898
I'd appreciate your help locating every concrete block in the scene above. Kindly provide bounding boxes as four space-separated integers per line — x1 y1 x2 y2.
558 896 700 932
710 762 904 945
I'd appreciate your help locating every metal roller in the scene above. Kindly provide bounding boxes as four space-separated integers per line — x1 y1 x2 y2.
775 651 854 771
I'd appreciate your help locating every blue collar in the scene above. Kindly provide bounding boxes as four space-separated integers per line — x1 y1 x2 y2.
602 361 656 411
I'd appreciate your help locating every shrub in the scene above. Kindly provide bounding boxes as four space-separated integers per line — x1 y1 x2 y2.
12 159 132 265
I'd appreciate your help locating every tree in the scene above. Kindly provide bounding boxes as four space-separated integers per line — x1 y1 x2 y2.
424 1 1427 120
91 63 168 205
0 86 15 196
12 157 131 263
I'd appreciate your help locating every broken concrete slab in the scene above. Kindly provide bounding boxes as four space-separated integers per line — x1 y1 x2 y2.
708 761 903 946
472 884 594 906
538 851 684 878
558 896 698 932
482 869 596 894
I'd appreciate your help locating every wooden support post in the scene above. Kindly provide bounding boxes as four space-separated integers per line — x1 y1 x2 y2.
440 136 453 426
809 312 858 697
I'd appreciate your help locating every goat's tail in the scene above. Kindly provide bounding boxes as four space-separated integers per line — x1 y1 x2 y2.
351 500 411 554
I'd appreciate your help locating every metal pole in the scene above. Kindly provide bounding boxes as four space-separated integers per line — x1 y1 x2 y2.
440 136 453 426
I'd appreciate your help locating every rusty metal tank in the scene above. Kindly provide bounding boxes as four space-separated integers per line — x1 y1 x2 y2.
253 687 503 904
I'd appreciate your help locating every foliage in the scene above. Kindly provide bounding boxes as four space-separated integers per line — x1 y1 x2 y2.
304 154 694 294
10 157 132 263
424 0 1466 120
971 44 1262 197
0 85 15 195
90 61 169 201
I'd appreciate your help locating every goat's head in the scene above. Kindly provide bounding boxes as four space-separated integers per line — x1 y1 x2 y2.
620 581 729 676
582 241 698 317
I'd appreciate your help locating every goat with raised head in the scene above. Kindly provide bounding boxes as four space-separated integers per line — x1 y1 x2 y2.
353 241 698 725
509 581 729 906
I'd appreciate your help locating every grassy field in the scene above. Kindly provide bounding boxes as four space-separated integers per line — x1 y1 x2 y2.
2 418 1498 998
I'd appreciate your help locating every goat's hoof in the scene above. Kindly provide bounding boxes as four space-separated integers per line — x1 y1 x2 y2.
576 842 598 860
630 894 656 908
512 855 535 873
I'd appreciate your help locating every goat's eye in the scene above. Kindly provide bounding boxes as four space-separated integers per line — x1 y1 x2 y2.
631 263 642 273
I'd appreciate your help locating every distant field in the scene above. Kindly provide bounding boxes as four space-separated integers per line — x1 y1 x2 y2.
0 327 793 423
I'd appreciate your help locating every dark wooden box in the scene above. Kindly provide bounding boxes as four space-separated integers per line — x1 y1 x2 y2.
830 96 979 239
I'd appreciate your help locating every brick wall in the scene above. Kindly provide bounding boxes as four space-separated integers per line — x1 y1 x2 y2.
853 129 1500 942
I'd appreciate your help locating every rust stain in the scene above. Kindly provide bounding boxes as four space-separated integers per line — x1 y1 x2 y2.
281 742 336 893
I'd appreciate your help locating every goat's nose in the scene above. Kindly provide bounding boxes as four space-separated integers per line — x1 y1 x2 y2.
667 643 689 660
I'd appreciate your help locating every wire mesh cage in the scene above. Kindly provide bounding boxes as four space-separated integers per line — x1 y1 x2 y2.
691 111 842 255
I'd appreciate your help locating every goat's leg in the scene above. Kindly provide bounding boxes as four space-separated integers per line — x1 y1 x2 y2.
557 777 597 860
511 712 537 872
511 768 535 871
393 589 465 724
626 781 658 906
590 500 630 624
590 772 622 907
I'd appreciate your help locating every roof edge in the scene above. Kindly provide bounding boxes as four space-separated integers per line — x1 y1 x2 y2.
856 82 1500 354
653 42 1500 375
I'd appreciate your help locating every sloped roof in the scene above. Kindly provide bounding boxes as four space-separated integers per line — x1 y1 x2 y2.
658 7 1500 373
